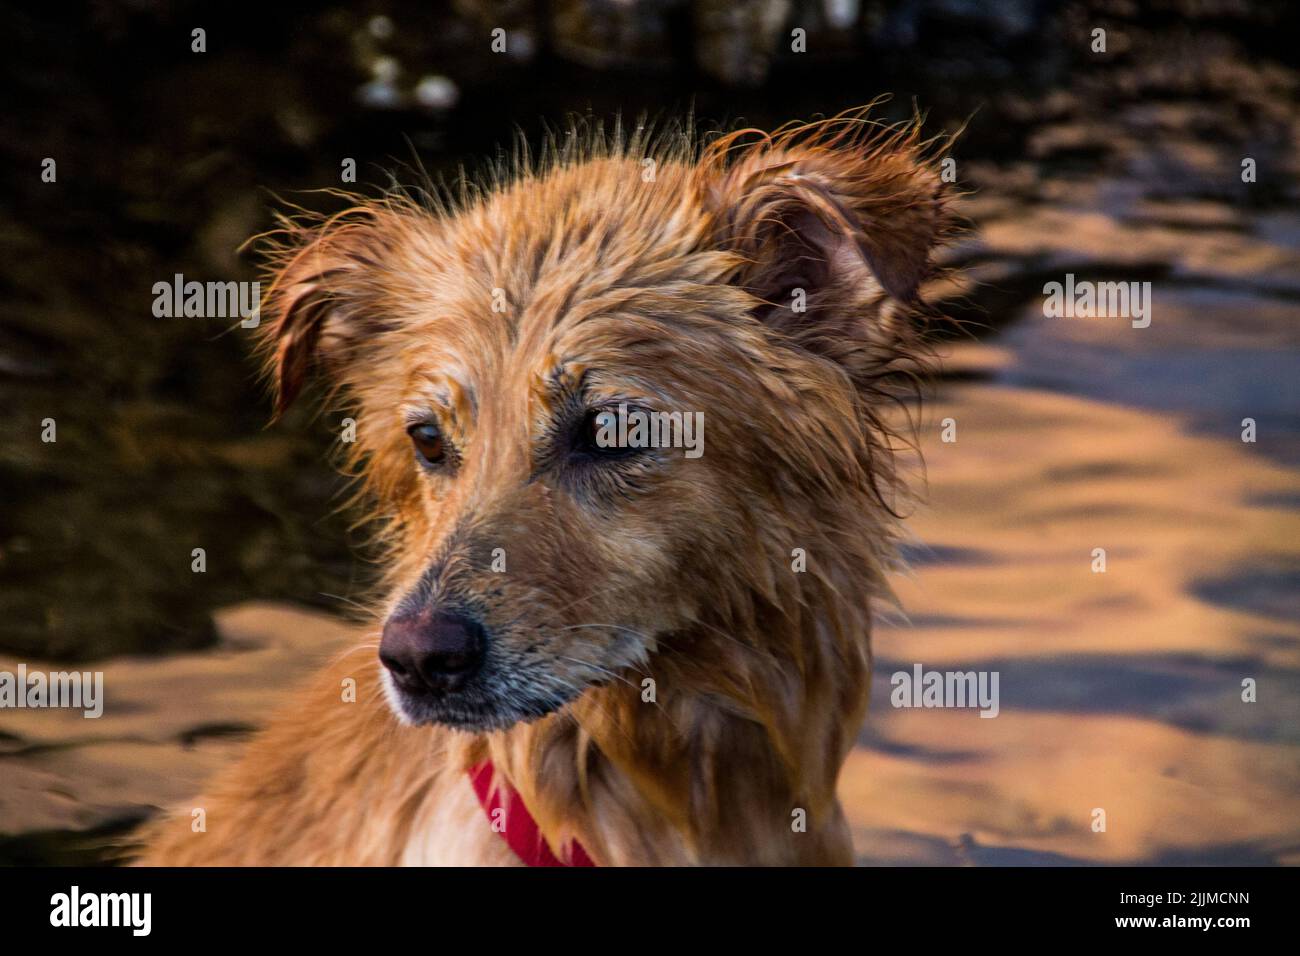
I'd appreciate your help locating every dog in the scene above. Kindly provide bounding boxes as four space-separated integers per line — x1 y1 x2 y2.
137 111 953 866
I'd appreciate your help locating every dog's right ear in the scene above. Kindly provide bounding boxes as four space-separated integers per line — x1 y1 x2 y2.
260 208 396 417
695 115 952 343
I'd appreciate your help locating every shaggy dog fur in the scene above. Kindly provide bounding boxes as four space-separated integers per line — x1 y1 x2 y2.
137 109 954 865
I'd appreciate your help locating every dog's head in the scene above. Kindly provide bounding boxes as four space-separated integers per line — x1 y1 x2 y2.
263 115 952 731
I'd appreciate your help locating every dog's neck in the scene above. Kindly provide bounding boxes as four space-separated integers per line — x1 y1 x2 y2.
466 588 875 865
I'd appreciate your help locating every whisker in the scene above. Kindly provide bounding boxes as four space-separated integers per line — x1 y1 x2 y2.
554 654 639 690
318 591 374 613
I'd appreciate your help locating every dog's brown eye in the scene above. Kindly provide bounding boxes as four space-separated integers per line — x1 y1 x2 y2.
407 423 446 466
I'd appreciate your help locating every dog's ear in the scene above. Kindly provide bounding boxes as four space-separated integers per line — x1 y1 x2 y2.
260 208 397 417
697 118 951 336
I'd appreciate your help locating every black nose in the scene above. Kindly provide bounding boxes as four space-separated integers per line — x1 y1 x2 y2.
379 610 486 694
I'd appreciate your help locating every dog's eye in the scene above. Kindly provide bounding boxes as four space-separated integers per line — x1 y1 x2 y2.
576 409 634 459
407 423 446 467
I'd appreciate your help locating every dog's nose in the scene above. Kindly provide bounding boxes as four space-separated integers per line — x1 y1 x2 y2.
379 611 486 694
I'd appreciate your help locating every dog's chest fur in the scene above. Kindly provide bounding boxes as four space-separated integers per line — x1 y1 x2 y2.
402 773 523 866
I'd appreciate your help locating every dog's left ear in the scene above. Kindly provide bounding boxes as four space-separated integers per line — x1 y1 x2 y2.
697 120 951 334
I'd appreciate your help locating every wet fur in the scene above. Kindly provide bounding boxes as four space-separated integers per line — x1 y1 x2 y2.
137 110 954 866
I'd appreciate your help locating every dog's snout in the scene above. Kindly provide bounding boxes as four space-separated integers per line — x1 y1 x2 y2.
379 611 486 694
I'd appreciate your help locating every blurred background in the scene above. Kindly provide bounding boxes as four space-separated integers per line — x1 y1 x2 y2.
1 0 1297 865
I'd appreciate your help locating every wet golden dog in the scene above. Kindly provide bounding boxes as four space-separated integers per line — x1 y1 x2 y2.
138 111 953 865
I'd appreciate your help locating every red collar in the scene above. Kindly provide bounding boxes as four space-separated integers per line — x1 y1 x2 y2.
468 761 596 867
